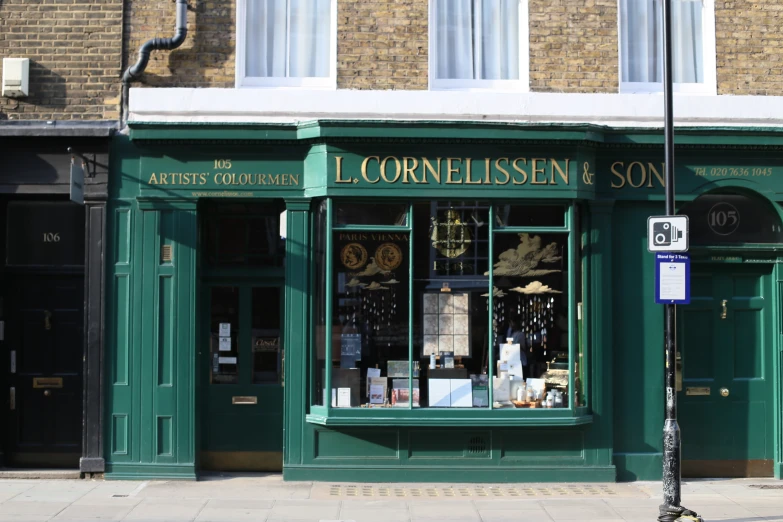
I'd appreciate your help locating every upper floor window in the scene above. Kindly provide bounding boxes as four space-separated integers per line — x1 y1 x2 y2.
619 0 716 94
430 0 529 90
237 0 335 88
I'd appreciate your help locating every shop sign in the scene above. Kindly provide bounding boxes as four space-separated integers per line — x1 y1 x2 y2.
655 253 691 305
141 157 303 197
333 155 573 187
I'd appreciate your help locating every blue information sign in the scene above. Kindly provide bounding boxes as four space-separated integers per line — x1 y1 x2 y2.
655 253 690 304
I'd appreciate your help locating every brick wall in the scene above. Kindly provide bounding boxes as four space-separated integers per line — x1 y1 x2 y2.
0 0 123 121
528 0 618 93
9 0 769 105
124 0 234 88
337 0 428 90
125 0 429 91
715 1 783 95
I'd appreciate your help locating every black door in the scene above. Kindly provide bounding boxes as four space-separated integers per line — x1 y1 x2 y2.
6 275 83 467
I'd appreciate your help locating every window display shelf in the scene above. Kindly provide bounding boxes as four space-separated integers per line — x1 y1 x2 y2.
305 408 593 427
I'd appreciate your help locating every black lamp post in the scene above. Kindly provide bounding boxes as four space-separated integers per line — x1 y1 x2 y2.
657 0 702 520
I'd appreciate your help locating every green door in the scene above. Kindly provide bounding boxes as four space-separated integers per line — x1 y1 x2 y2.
200 282 284 471
678 263 774 477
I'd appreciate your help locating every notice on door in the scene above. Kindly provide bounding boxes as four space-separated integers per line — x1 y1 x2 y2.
655 253 690 304
219 323 231 337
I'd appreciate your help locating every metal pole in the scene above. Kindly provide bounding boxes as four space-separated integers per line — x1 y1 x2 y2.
661 0 680 505
657 1 701 520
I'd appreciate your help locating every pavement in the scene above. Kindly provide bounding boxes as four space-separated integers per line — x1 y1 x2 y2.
0 474 781 522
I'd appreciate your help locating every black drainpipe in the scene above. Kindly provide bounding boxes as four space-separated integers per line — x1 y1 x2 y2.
120 0 189 128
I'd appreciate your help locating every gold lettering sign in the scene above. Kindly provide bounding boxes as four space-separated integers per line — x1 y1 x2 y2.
609 162 776 189
610 161 666 189
146 166 300 187
335 156 571 186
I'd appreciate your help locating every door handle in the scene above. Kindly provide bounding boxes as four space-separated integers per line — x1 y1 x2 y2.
44 310 52 330
720 387 730 397
720 300 727 320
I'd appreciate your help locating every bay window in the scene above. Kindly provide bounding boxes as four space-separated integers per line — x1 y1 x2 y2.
310 200 589 425
619 0 716 93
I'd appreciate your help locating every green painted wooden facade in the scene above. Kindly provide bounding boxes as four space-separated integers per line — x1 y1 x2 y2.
105 121 783 481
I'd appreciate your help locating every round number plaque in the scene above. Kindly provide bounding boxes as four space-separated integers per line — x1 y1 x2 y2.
707 202 740 236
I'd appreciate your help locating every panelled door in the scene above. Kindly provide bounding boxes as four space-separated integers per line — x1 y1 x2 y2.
678 263 774 477
6 274 83 467
200 282 284 471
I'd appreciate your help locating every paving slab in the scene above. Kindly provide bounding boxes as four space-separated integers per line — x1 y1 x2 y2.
0 501 70 517
122 499 207 521
0 515 52 522
10 482 98 503
195 507 272 522
408 502 480 521
268 499 341 520
541 499 622 521
53 503 134 520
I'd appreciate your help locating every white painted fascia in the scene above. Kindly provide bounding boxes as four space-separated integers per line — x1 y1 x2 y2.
129 88 783 128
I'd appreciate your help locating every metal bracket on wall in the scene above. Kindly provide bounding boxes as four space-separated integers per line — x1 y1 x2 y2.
67 147 101 178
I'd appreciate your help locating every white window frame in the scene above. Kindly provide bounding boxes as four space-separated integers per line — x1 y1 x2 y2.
236 0 337 89
618 0 716 95
428 0 529 92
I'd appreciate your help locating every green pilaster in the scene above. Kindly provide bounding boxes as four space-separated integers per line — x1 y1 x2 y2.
106 200 198 479
775 262 783 480
584 200 615 472
283 199 311 471
612 201 664 481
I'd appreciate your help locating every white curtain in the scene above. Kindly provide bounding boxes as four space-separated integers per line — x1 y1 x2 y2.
246 0 331 78
434 0 520 80
620 0 704 84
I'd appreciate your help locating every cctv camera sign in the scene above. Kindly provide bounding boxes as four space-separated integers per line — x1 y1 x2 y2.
648 216 689 252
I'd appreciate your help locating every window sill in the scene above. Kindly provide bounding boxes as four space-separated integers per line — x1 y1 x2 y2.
237 78 336 89
306 408 593 427
619 82 717 96
429 80 529 93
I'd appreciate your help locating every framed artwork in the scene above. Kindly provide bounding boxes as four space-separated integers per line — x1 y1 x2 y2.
422 292 471 358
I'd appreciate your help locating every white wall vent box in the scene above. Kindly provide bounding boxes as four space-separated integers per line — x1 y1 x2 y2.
2 58 30 98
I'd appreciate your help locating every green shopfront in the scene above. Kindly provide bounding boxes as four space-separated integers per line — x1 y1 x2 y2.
105 122 783 481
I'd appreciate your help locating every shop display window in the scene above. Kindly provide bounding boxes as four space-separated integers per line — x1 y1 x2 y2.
311 200 587 421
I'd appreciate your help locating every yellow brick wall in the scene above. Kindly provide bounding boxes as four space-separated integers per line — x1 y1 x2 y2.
715 1 783 95
0 0 123 120
119 0 783 96
126 0 429 90
124 0 234 88
337 0 428 89
528 0 618 93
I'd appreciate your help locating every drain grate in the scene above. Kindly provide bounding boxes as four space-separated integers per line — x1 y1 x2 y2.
324 484 625 499
749 485 783 490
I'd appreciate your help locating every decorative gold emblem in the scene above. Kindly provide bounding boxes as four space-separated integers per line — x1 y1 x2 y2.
340 243 368 270
374 243 403 271
430 209 472 259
